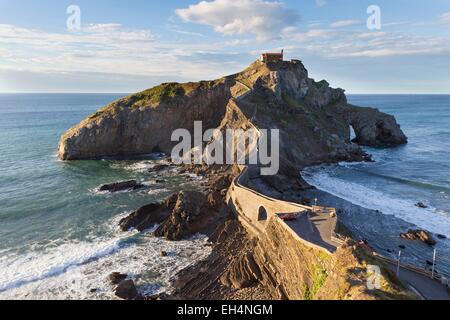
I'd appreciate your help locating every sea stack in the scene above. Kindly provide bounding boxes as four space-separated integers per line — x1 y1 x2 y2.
58 59 407 172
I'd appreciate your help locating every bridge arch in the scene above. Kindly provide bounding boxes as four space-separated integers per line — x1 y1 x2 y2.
258 206 268 221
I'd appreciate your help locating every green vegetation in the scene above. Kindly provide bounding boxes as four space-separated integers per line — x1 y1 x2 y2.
135 82 186 105
351 243 417 300
183 80 218 94
304 266 328 300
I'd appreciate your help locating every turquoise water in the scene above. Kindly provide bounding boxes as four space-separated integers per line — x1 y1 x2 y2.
303 95 450 276
0 94 210 299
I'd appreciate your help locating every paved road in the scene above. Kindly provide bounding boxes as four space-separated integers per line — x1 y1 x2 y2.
288 210 450 299
383 261 450 300
285 211 339 253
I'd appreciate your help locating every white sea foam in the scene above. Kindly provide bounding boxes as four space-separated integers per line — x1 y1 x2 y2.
0 236 125 294
147 188 171 196
0 218 211 300
110 158 170 173
302 167 450 236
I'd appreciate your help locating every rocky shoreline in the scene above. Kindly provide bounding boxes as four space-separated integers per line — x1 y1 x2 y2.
58 59 417 300
96 160 426 300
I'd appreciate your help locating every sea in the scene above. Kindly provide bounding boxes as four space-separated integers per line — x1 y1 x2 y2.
0 93 449 299
0 93 211 300
303 94 450 278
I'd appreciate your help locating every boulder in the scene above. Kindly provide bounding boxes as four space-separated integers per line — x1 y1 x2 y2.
400 230 437 246
119 201 173 232
108 272 128 285
119 190 227 240
114 280 139 300
154 191 211 241
99 180 145 193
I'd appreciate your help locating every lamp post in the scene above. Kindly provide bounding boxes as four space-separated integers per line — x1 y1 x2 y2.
397 250 402 277
431 249 437 279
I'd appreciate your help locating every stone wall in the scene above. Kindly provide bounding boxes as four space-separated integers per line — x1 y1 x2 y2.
226 166 311 236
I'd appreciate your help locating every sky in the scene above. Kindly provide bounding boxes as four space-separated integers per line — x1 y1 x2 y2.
0 0 449 93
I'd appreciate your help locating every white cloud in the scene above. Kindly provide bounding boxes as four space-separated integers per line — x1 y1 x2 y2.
440 12 450 24
356 31 387 39
82 23 122 33
285 28 450 59
330 20 361 28
175 0 299 40
282 27 337 41
0 23 251 90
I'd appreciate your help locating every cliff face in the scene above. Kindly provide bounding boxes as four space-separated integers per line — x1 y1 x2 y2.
58 80 233 160
220 218 414 300
171 216 414 300
58 60 407 167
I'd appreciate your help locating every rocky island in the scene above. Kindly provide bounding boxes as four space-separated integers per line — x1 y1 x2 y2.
58 58 414 300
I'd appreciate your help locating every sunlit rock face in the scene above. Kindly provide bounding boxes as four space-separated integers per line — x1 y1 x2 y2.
58 60 407 169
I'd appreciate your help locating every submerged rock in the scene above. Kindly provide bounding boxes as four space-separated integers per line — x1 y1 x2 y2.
415 202 428 209
148 164 170 173
400 229 437 246
99 180 145 193
114 279 139 300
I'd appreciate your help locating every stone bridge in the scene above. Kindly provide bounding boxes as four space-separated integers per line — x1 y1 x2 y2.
226 84 340 254
227 166 310 234
226 166 340 255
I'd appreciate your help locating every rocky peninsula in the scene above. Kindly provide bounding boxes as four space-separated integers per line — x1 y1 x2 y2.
58 59 414 300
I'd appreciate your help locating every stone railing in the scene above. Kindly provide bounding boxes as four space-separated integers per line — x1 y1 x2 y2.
227 166 344 255
313 206 346 246
224 99 340 255
227 166 310 234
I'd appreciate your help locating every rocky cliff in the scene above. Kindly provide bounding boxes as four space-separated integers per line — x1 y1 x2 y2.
220 218 414 300
58 60 407 170
171 216 415 300
58 80 232 160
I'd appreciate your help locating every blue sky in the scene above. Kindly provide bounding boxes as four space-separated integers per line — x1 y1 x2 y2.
0 0 449 93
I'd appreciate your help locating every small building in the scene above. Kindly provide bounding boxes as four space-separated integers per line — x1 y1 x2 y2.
260 50 284 63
